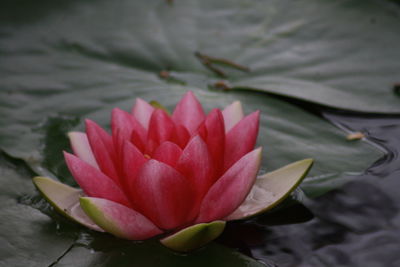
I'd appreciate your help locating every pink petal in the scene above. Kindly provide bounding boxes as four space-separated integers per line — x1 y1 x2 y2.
146 109 175 155
132 98 154 130
198 109 225 178
64 152 131 207
171 124 190 149
111 108 135 142
177 136 213 197
131 128 146 153
112 108 146 158
121 141 148 203
85 120 119 184
224 111 260 171
68 131 99 169
176 136 213 220
196 147 262 223
222 101 244 132
152 141 183 168
172 91 206 134
111 129 125 175
131 160 195 230
225 158 313 221
112 108 146 146
80 197 163 240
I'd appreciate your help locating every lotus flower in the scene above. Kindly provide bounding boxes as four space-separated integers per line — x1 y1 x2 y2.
33 91 313 252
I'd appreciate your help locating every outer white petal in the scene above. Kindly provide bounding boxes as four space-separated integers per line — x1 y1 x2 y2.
68 132 99 169
132 98 154 129
222 101 244 132
225 158 313 220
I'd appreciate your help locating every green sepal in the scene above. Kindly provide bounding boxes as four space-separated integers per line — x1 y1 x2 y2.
32 176 102 231
226 158 313 220
160 221 226 252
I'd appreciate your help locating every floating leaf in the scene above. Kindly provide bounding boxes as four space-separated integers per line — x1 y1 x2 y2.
0 0 395 265
0 156 76 267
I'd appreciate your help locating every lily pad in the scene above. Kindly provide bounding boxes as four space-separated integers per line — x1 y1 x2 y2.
0 0 386 192
226 159 313 220
55 241 267 267
3 0 398 113
160 221 226 252
0 0 395 265
32 176 102 231
0 155 76 267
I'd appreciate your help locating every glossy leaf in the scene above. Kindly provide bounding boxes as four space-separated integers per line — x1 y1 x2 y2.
0 156 79 267
55 241 266 267
0 0 396 265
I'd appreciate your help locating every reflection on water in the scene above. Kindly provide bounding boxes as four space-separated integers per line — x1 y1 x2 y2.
220 112 400 267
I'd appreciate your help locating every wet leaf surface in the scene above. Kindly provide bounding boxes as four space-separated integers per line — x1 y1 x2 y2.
0 0 386 187
0 0 399 266
0 154 76 267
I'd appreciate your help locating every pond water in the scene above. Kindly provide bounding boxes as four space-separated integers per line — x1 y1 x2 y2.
218 109 400 267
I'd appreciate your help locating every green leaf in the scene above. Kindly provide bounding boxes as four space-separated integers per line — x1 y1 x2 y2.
0 0 386 190
0 0 395 265
149 100 171 114
0 155 76 267
54 241 267 267
226 159 313 220
32 176 102 231
2 0 397 113
160 221 226 252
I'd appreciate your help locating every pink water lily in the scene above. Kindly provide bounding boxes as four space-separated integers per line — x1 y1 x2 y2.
33 91 313 252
